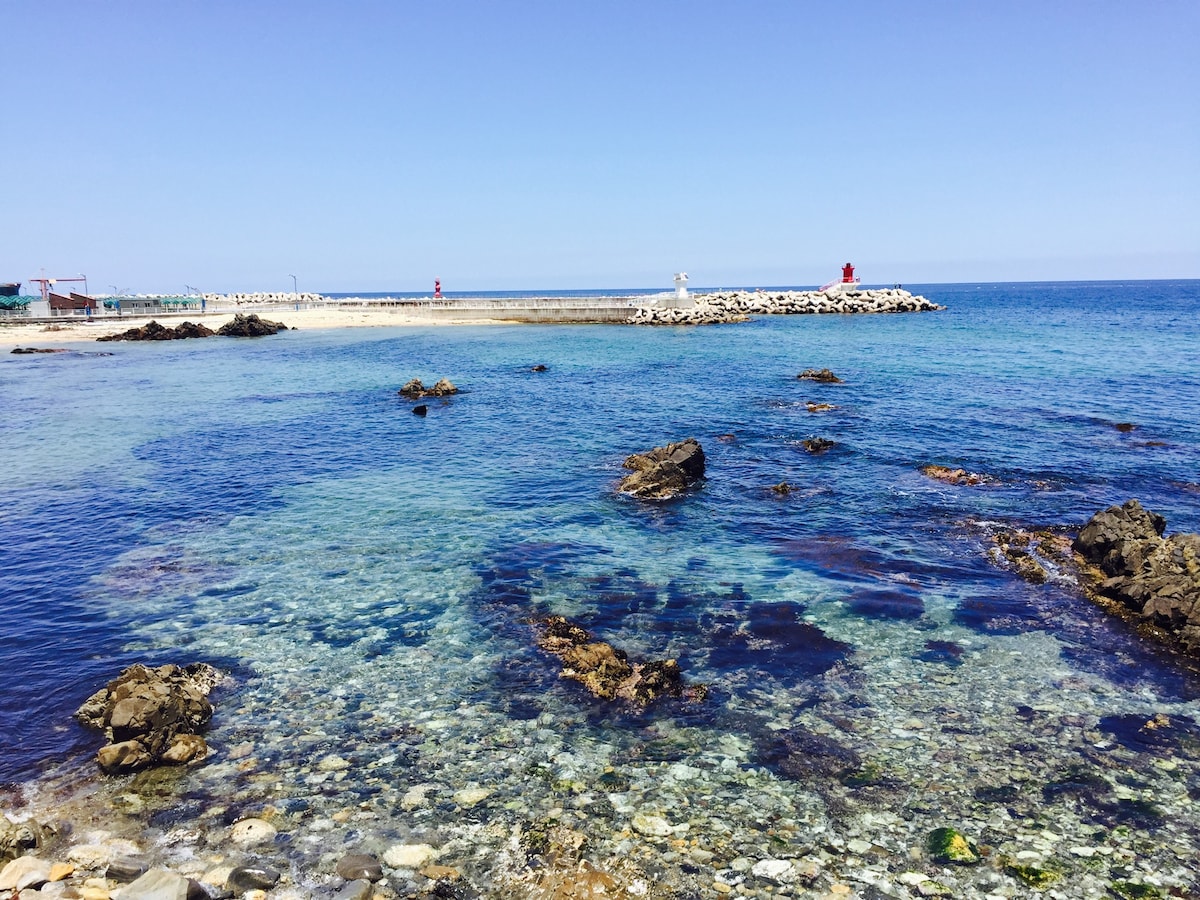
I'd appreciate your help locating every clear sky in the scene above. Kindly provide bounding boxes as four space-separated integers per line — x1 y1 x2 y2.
3 1 1197 293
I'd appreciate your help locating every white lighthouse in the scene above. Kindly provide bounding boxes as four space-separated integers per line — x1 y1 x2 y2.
673 272 689 300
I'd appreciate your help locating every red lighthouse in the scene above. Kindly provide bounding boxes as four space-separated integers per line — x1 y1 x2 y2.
842 263 855 284
434 279 442 298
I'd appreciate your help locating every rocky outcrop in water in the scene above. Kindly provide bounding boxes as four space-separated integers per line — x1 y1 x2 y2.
536 615 705 705
398 378 458 399
74 663 223 773
1073 500 1200 654
798 368 843 383
96 321 215 342
10 347 68 354
216 313 289 336
921 464 993 486
630 288 942 325
617 438 705 500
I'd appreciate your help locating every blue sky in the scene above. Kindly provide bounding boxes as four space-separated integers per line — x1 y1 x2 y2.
3 1 1197 293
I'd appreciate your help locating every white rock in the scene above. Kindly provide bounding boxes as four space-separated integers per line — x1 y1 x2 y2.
382 843 437 869
66 845 113 870
630 814 673 837
750 859 795 883
0 856 53 891
452 788 491 807
228 818 276 846
119 869 189 900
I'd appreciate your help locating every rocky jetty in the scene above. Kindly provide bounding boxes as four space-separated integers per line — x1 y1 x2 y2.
1073 500 1200 654
617 438 705 499
535 615 705 705
74 663 222 773
630 288 942 325
216 313 289 336
397 377 458 399
96 321 215 342
10 347 68 354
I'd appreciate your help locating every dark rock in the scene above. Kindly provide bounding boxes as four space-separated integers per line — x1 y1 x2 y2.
187 878 215 900
215 314 287 337
227 865 281 892
797 368 842 383
1113 422 1137 432
705 601 851 685
1073 500 1200 653
756 725 861 782
107 857 150 882
802 438 834 454
412 404 428 417
337 853 384 882
617 438 705 500
75 663 222 773
10 347 68 354
771 481 792 495
398 377 458 399
97 321 216 342
531 364 548 372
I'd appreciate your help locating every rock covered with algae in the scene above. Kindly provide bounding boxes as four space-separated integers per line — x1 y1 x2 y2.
926 827 980 865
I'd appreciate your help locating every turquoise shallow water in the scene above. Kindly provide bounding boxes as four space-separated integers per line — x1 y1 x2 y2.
2 280 1200 897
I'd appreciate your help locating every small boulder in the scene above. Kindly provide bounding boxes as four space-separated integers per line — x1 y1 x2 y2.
336 854 384 882
802 438 834 454
120 869 191 900
216 314 287 337
926 828 980 865
797 368 842 383
617 438 705 500
75 663 222 773
412 404 428 417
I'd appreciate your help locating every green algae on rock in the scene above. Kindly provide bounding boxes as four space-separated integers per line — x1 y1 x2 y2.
926 827 980 865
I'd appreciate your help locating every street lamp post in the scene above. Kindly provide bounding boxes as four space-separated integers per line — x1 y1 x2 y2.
289 274 298 296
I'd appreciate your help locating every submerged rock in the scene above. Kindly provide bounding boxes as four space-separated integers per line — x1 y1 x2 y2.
215 313 288 336
10 347 68 354
74 663 222 773
925 827 980 865
755 725 861 783
921 464 992 486
1073 500 1200 654
802 437 835 454
535 615 705 706
617 438 705 500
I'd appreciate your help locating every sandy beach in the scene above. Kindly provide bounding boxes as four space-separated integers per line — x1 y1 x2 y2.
0 305 508 347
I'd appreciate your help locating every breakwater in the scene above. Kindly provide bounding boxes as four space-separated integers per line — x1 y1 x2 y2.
203 292 324 306
631 288 943 325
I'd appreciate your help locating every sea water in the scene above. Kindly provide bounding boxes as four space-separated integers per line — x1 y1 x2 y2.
2 280 1199 897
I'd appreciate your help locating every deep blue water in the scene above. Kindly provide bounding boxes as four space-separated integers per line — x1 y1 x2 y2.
1 279 1198 792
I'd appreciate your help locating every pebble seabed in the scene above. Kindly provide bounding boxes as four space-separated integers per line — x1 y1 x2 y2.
11 546 1200 900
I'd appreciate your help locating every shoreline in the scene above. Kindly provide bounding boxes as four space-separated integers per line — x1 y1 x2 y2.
0 306 510 347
